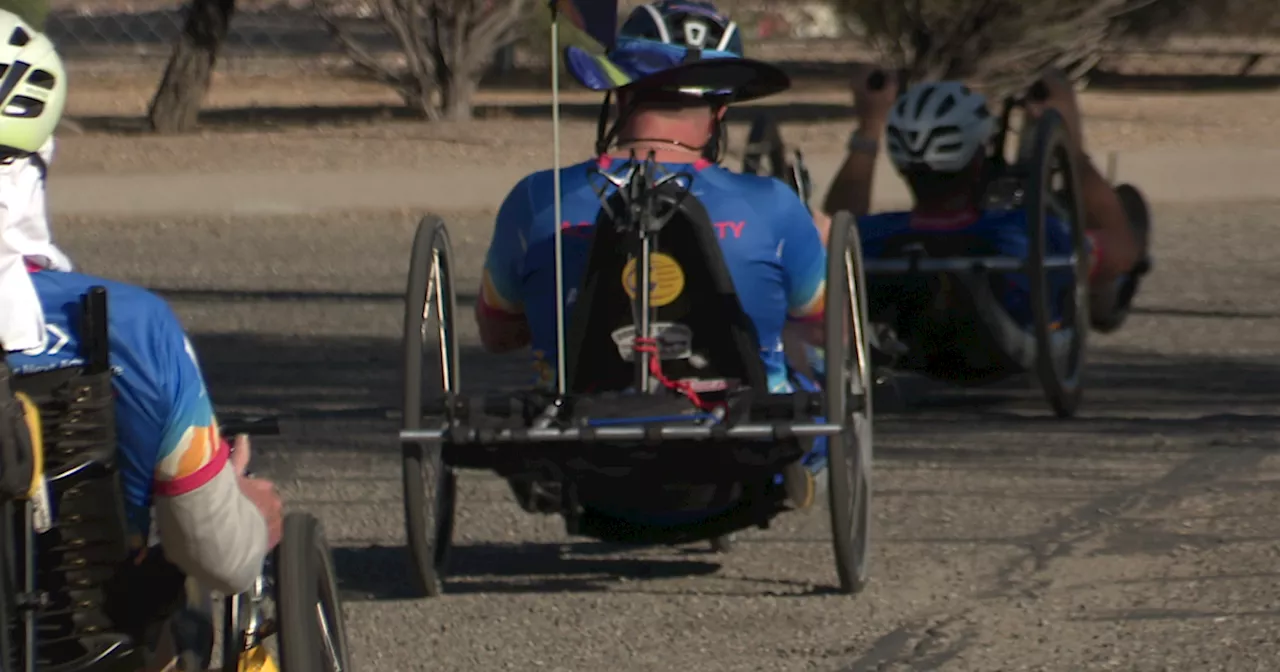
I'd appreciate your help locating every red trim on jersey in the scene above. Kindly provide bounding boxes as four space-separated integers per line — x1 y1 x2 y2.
476 293 525 320
1085 230 1102 282
152 438 229 497
909 208 982 231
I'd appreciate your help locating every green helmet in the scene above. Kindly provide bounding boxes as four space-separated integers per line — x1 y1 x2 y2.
0 11 65 155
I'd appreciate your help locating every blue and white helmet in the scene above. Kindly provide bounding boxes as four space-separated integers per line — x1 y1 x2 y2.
619 1 744 56
886 81 994 173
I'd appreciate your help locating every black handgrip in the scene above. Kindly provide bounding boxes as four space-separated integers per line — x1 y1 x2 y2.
867 70 886 91
220 416 280 437
1027 80 1050 102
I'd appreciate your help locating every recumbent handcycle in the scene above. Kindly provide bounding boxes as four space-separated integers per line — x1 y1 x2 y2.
0 288 350 671
740 89 1094 418
398 153 875 597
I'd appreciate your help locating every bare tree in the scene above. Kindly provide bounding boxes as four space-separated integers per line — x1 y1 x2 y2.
837 0 1154 96
317 0 533 121
147 0 236 133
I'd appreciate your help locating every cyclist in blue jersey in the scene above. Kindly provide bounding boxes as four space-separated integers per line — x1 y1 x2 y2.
477 2 829 508
0 11 280 611
820 67 1152 331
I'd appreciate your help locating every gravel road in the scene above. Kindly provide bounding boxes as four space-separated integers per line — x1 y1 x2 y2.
53 200 1280 671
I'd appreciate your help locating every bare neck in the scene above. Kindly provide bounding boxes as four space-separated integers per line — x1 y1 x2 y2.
612 140 704 164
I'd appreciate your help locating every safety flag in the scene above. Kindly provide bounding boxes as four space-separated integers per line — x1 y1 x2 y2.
552 0 618 50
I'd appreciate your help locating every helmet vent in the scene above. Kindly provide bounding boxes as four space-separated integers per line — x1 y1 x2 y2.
913 86 937 117
3 95 43 118
8 27 28 47
935 94 956 117
28 70 54 90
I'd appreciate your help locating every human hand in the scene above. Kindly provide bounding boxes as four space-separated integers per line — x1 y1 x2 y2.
231 434 283 549
849 63 899 131
1024 68 1084 154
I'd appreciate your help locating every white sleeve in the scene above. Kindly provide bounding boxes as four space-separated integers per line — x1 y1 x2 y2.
154 462 270 596
0 140 71 272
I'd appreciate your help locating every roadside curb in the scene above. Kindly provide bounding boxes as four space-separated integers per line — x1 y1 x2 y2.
49 146 1279 217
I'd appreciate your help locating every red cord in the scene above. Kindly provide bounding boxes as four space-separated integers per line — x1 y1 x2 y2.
633 337 717 411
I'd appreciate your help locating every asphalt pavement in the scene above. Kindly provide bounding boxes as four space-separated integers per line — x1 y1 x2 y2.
52 194 1280 671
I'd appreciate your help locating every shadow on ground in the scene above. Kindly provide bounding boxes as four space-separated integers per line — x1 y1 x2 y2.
193 325 1280 442
330 541 732 600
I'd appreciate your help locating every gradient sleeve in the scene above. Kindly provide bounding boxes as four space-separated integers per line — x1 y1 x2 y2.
150 318 226 498
774 187 827 322
479 179 532 318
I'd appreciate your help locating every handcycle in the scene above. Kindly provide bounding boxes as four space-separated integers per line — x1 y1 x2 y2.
398 153 875 597
750 77 1092 417
0 287 350 672
855 84 1091 418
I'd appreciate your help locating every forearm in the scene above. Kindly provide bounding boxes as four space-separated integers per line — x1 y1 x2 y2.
1078 156 1140 280
154 463 268 596
475 300 531 353
821 126 882 218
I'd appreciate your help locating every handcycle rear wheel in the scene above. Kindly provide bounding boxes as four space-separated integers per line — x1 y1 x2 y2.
742 114 812 202
742 114 788 180
402 215 460 597
221 513 350 672
1022 109 1089 418
275 513 351 672
824 212 875 594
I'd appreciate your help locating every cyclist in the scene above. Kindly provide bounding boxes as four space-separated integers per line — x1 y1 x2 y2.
822 67 1152 330
476 2 829 508
0 11 281 603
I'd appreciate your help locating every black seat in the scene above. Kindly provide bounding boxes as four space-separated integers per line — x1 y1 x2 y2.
3 289 188 672
563 180 768 396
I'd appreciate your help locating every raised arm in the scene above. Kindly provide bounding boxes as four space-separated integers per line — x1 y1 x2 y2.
821 66 900 219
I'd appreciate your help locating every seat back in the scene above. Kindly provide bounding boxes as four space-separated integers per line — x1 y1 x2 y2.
563 178 767 395
4 288 185 671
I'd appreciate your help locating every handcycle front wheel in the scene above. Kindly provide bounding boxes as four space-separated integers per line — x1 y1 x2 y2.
823 212 875 595
402 215 460 598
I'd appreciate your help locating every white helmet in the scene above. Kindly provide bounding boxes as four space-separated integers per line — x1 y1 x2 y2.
885 81 993 173
0 11 66 156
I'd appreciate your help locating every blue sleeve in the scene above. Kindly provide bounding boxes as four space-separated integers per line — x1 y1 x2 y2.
479 178 533 316
771 184 827 320
111 293 223 499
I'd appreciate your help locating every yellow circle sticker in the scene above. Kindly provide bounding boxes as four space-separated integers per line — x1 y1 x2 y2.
621 253 686 308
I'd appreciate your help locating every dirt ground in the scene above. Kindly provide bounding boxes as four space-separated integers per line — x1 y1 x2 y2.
52 71 1280 176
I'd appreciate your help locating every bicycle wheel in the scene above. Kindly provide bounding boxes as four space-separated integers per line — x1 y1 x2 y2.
401 215 460 597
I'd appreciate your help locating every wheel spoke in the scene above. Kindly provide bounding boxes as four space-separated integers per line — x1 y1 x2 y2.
315 600 342 672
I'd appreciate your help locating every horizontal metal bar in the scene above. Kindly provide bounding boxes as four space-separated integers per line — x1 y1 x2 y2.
863 254 1077 275
400 422 844 444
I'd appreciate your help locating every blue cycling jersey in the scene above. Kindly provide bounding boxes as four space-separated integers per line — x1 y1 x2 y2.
7 270 224 540
858 209 1078 326
480 155 828 393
